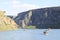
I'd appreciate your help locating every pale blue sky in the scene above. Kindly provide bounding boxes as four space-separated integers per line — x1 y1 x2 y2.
0 0 60 16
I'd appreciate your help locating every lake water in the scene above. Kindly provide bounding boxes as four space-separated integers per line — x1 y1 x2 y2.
0 29 60 40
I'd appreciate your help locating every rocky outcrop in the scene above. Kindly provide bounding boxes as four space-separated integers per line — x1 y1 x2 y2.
14 10 32 28
0 11 18 31
14 7 60 29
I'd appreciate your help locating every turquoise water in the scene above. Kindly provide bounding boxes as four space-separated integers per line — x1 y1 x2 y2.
0 29 60 40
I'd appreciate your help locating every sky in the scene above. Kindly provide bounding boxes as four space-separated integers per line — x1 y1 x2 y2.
0 0 60 16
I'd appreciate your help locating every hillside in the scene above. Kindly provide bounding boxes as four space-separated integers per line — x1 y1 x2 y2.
14 7 60 29
0 11 18 31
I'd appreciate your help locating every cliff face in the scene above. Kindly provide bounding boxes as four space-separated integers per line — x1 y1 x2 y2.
0 11 18 31
14 7 60 29
14 11 32 28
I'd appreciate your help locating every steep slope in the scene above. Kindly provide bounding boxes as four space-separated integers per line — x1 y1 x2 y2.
0 11 18 31
14 7 60 29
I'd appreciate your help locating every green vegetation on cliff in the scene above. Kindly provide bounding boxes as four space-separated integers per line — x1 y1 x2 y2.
23 26 36 29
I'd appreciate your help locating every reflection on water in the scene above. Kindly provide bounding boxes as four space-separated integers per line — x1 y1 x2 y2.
0 29 60 40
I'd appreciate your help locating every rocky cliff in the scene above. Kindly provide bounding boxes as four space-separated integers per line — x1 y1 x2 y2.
14 7 60 29
0 11 18 31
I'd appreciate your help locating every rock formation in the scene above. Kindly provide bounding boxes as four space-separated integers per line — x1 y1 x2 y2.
0 11 18 31
14 7 60 29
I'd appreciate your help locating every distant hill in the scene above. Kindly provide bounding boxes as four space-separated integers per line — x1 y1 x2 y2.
0 11 18 31
14 7 60 29
7 15 16 20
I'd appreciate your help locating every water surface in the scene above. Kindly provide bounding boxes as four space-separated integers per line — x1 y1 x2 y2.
0 29 60 40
